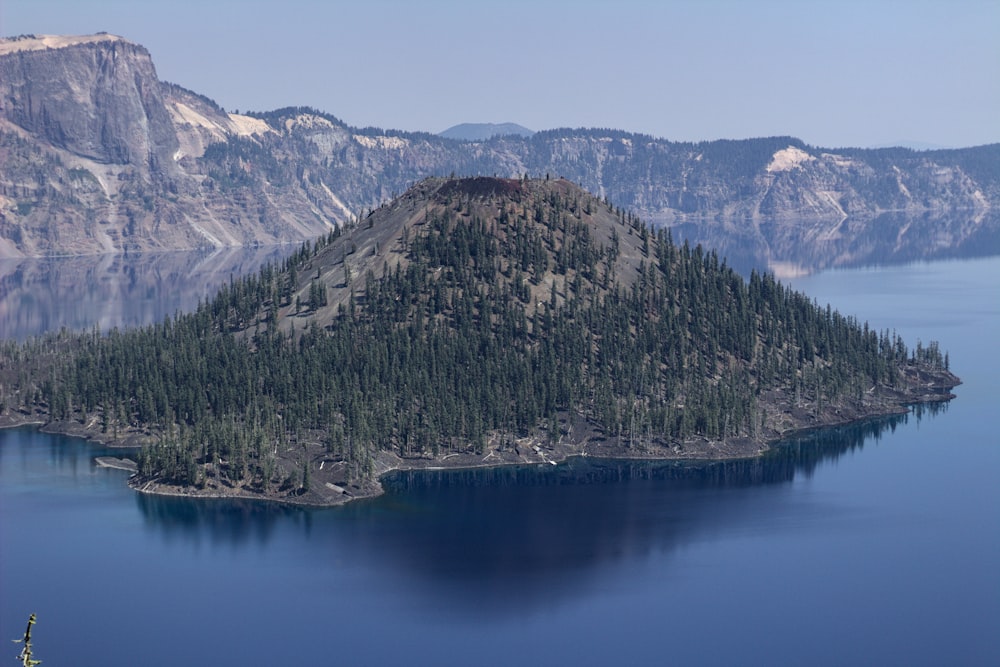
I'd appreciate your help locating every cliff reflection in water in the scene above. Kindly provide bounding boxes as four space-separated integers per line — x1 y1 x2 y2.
133 404 947 615
671 210 1000 277
3 212 996 342
0 246 291 340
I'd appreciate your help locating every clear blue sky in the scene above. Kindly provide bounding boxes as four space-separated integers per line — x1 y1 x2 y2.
2 0 997 148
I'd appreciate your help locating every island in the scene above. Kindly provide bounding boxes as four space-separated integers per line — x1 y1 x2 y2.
0 177 960 506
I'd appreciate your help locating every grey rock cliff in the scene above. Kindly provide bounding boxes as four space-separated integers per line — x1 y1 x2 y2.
0 35 177 169
0 34 338 257
1 34 997 270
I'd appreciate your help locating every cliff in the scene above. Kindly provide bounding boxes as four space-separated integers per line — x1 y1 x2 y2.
1 34 997 269
0 34 337 257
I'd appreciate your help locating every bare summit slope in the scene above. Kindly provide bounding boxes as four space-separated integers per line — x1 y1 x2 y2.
269 176 651 335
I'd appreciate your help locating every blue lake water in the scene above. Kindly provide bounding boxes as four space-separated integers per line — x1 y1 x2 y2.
1 255 998 666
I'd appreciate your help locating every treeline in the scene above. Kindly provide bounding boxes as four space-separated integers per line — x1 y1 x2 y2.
0 181 948 490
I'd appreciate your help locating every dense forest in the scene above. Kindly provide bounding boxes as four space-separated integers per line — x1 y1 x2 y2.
0 178 957 504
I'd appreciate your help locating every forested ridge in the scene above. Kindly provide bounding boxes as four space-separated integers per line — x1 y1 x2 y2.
0 177 959 504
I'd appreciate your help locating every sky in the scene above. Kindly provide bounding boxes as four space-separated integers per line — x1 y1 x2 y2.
2 0 997 149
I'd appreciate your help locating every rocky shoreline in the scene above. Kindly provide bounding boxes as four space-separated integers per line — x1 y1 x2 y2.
1 365 960 508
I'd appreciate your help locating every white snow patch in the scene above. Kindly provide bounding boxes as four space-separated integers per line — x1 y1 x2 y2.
766 146 815 173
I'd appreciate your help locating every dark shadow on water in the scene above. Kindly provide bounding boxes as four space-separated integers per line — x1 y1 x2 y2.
132 404 949 615
135 493 310 549
342 408 946 614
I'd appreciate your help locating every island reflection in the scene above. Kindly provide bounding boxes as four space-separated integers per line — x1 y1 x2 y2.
134 403 947 616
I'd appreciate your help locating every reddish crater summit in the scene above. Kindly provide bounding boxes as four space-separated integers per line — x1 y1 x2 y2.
436 176 525 200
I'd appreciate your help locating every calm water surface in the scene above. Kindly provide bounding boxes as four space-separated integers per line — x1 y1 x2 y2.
0 246 290 341
1 255 998 666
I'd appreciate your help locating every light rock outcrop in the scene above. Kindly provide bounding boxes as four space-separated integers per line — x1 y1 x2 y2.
1 34 997 267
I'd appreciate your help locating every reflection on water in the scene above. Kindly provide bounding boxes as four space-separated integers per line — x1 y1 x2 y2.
382 408 933 494
135 493 309 549
132 406 945 615
671 210 1000 277
0 246 292 340
3 212 996 343
2 251 991 666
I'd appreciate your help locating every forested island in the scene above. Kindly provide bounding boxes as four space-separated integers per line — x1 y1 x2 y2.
0 177 959 505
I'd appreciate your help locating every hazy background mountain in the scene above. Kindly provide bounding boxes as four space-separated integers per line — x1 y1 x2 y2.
439 123 535 141
869 141 953 151
1 34 997 272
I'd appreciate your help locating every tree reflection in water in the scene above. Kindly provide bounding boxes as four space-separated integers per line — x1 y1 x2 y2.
133 404 948 616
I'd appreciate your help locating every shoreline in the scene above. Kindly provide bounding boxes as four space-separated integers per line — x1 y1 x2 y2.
130 391 955 508
0 371 958 508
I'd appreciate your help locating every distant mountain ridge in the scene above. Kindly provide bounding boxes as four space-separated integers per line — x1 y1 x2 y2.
439 123 535 141
1 33 997 269
869 140 951 151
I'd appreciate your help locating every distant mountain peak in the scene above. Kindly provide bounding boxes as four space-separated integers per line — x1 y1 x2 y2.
439 122 534 141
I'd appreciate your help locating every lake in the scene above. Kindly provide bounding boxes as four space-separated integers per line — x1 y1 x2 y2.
0 246 289 341
1 255 998 666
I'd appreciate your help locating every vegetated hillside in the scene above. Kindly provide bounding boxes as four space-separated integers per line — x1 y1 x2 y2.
0 177 959 505
1 33 997 267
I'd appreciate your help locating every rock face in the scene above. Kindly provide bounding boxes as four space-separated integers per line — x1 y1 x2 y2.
0 35 177 168
0 34 338 257
1 33 998 267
